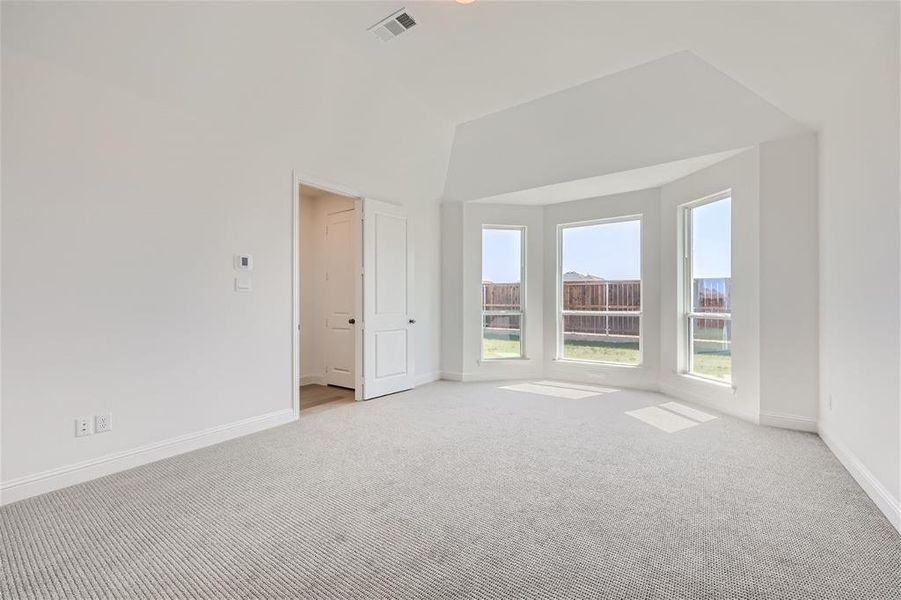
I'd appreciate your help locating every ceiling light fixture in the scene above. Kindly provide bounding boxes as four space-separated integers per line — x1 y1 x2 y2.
456 0 475 4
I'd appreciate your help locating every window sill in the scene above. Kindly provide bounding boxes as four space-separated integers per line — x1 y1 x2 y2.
480 357 532 363
553 358 642 369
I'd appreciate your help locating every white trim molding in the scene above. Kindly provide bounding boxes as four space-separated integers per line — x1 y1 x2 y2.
300 375 326 386
0 409 296 506
414 372 441 386
759 411 817 432
819 423 901 534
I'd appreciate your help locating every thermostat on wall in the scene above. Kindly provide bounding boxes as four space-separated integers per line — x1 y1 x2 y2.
234 254 253 271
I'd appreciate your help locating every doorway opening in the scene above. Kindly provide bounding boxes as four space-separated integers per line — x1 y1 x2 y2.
293 173 417 414
298 183 362 411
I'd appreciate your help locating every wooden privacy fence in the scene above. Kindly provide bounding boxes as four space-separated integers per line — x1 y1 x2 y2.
482 278 731 338
563 280 641 337
482 282 521 312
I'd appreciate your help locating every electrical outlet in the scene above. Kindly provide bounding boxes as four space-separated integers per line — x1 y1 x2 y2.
828 394 833 410
75 417 92 437
94 413 112 434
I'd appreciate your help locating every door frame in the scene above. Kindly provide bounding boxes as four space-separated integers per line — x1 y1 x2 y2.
292 170 364 418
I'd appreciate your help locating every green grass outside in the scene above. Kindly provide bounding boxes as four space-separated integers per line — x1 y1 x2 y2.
691 351 732 381
561 339 640 365
482 337 523 359
483 336 732 382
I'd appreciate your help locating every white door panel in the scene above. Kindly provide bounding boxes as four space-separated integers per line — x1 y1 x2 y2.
325 210 355 388
375 329 409 378
363 199 414 399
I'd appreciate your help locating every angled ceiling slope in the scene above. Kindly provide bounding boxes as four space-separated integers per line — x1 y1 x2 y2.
444 52 808 203
471 148 750 206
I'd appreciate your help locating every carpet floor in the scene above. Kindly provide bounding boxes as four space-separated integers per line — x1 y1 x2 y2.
2 381 899 599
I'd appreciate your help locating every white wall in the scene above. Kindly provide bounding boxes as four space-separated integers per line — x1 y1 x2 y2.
542 189 661 390
758 134 819 430
1 3 453 500
299 191 319 382
408 200 444 385
299 191 355 385
440 203 465 378
659 149 762 421
817 24 900 526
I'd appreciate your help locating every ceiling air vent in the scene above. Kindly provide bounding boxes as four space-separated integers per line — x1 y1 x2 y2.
368 8 417 42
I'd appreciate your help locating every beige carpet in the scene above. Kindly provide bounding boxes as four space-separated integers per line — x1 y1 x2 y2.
2 381 899 599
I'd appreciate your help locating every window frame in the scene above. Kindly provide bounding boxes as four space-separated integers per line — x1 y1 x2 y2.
680 190 732 383
556 214 644 367
480 225 527 361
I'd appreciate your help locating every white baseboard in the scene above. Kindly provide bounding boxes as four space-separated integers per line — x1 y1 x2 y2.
440 371 464 381
300 374 325 386
0 408 297 506
414 371 440 386
819 423 901 534
759 411 818 432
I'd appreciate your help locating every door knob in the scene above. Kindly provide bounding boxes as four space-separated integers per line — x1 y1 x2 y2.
348 318 356 324
408 318 416 324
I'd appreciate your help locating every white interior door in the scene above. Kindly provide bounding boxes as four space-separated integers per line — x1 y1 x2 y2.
324 209 356 388
362 198 414 399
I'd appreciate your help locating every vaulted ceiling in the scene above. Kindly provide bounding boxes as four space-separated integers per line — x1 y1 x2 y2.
4 1 896 203
300 1 895 128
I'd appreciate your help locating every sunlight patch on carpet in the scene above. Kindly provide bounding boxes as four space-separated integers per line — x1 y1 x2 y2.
499 383 600 399
658 401 717 422
625 406 700 433
533 380 619 394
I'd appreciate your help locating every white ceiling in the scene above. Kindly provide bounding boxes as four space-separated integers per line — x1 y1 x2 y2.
300 1 896 127
470 148 749 205
444 51 807 202
5 1 895 204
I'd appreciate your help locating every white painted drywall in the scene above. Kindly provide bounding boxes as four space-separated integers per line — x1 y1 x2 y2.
542 189 661 391
758 134 819 429
817 24 900 520
440 203 465 379
1 3 453 491
299 191 320 382
407 199 444 385
299 191 355 385
445 52 806 202
659 149 761 421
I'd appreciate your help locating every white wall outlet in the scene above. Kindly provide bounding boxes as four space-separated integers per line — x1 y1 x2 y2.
94 413 112 434
75 417 92 437
828 393 833 410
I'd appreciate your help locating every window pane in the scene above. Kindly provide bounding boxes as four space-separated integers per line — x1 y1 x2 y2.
690 317 731 382
560 219 641 363
562 220 641 310
562 314 640 364
482 228 522 311
691 198 731 313
482 314 521 359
